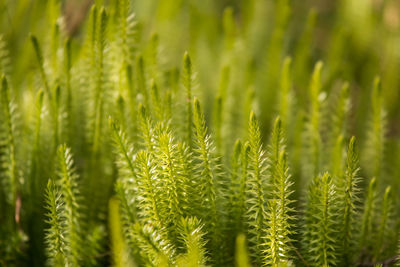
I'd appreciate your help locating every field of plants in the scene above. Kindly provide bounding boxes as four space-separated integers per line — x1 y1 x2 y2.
0 0 400 266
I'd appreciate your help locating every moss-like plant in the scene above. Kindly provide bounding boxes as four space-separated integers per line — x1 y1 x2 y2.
0 1 399 266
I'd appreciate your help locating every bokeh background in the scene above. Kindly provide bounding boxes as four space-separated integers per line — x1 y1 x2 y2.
1 0 400 265
1 0 400 130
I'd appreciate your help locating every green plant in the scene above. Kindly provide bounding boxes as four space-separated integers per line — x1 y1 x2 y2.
0 0 400 266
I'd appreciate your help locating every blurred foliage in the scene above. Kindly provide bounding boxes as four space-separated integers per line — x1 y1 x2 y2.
0 0 400 266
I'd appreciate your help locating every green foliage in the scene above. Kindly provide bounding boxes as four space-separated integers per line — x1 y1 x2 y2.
183 52 194 150
336 137 361 265
55 145 81 265
375 186 395 260
303 172 338 267
246 112 268 264
397 239 400 267
1 0 400 266
278 57 293 132
176 217 208 267
44 179 66 266
364 77 387 181
360 177 378 257
0 76 18 206
30 35 50 97
263 117 295 266
327 82 349 177
108 197 133 267
235 234 251 267
191 98 225 260
44 145 104 266
303 61 324 179
0 35 10 77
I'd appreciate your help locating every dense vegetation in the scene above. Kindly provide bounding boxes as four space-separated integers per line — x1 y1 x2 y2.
0 0 400 266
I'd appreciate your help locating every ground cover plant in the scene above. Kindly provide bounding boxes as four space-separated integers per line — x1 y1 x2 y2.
0 0 400 266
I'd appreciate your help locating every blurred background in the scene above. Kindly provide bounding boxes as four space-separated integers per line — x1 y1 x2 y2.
2 0 400 211
1 0 400 138
1 0 400 265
